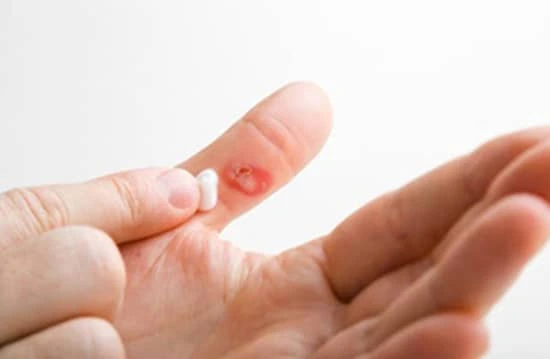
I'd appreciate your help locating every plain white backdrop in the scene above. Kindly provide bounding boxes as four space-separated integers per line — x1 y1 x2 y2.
1 1 550 357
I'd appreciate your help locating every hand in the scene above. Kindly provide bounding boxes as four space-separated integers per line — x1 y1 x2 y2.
1 83 549 358
0 167 201 357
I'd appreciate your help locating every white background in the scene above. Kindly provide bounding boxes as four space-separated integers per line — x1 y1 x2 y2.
1 1 549 357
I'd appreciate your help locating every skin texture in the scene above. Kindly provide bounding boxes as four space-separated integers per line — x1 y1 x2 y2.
222 162 272 196
0 82 550 358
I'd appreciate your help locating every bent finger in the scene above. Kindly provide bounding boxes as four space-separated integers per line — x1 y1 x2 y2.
0 167 200 246
323 126 550 300
0 226 125 345
367 194 550 349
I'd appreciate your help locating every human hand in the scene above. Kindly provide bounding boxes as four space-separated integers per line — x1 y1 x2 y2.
0 167 201 357
2 83 549 358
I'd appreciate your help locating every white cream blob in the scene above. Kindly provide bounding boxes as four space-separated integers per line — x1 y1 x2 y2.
196 168 219 211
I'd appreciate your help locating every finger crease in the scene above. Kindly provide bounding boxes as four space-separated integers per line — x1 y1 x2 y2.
243 117 296 177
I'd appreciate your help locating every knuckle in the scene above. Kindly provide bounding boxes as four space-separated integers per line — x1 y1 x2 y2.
0 187 69 235
107 175 144 226
72 318 125 359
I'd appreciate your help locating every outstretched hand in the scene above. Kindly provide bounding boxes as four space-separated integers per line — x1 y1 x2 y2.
1 83 548 358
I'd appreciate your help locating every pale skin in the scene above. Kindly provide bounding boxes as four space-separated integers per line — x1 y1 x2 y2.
0 83 549 358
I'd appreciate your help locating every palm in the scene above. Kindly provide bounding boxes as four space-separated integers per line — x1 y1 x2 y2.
117 84 550 358
116 221 333 358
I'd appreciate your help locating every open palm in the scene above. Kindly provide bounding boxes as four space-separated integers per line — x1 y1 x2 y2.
108 84 550 358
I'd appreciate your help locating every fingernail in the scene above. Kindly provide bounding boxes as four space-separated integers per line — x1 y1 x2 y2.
157 168 198 209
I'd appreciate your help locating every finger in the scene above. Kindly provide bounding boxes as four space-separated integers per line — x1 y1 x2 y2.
0 167 200 246
435 138 550 259
345 258 431 325
312 314 487 359
323 126 550 300
181 82 332 230
347 135 550 323
367 194 550 349
362 315 488 359
0 318 124 359
0 226 125 345
489 139 550 199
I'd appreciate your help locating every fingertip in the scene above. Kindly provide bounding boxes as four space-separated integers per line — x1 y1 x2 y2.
433 314 490 357
282 81 333 117
157 167 200 214
274 81 334 149
486 193 550 258
101 167 200 241
502 193 550 226
250 81 334 169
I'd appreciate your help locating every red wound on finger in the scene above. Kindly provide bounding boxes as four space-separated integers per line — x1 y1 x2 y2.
223 162 272 196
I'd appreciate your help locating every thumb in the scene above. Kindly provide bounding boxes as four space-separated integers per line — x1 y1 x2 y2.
0 167 200 246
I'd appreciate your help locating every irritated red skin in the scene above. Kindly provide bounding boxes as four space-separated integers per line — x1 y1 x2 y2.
222 162 272 196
